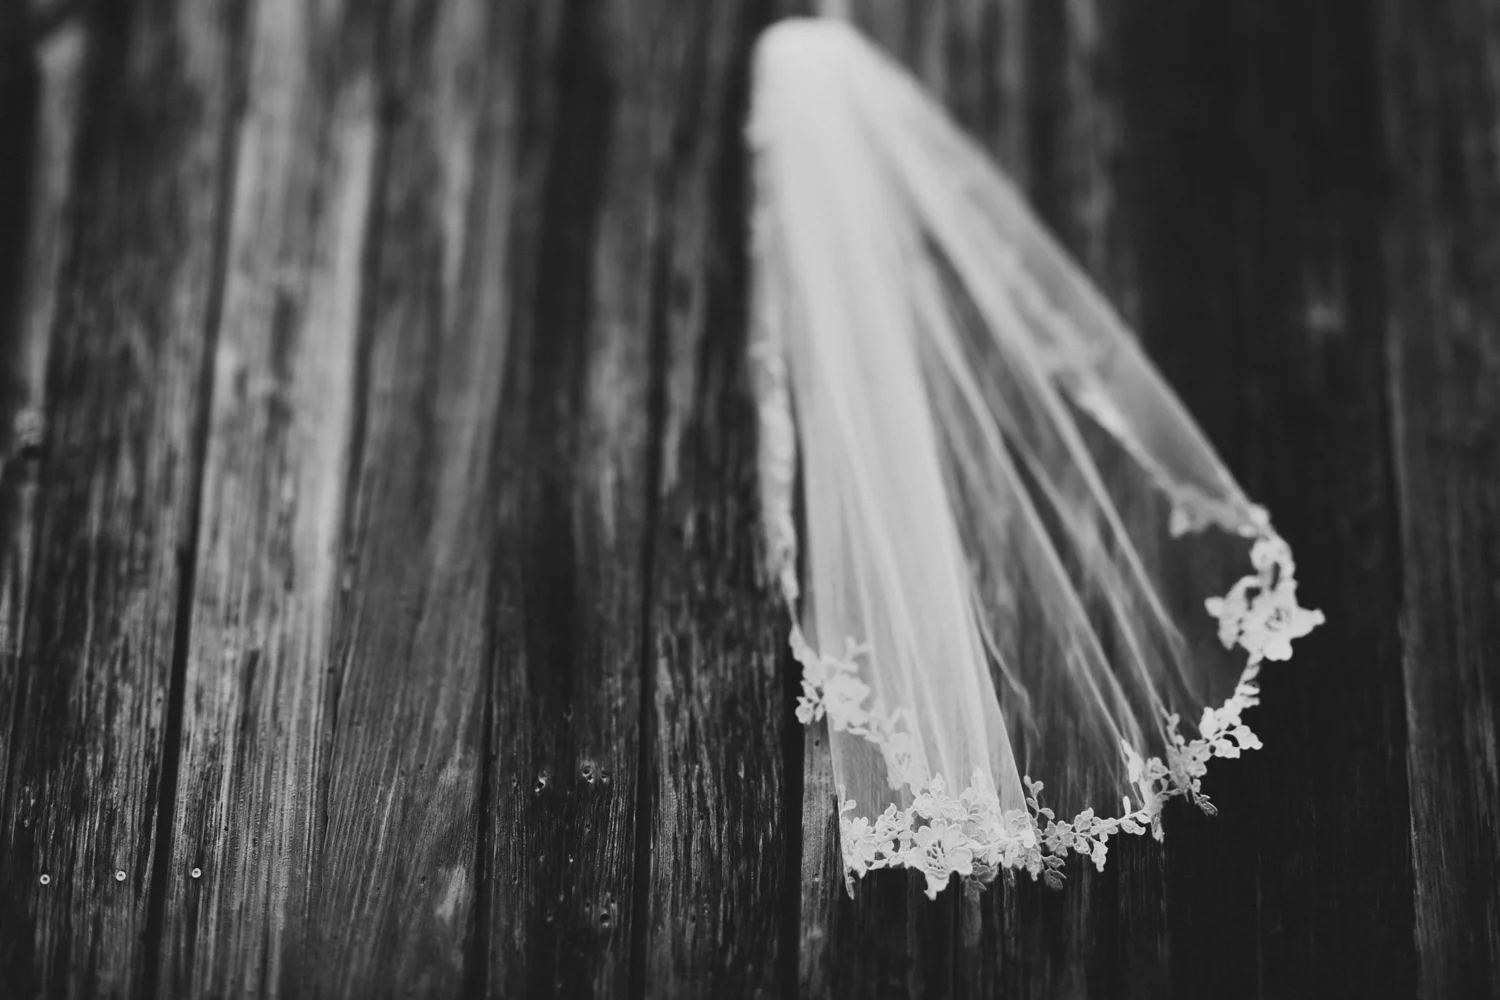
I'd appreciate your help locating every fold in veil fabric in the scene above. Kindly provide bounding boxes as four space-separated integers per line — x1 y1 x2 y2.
747 19 1324 898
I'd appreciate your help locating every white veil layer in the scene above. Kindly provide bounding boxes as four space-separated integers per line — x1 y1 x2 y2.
748 19 1323 898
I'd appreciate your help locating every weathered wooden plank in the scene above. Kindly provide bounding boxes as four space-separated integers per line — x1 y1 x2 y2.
0 2 34 833
1111 2 1419 996
153 0 380 993
484 0 658 994
642 0 795 993
797 723 839 997
294 0 517 994
0 11 85 843
0 0 240 995
1378 0 1500 994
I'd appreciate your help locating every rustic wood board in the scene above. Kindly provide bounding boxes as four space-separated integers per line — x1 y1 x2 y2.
153 0 381 991
639 1 799 996
290 0 516 994
1380 0 1500 995
484 0 660 994
1118 3 1419 996
0 2 240 995
154 0 523 996
0 8 84 864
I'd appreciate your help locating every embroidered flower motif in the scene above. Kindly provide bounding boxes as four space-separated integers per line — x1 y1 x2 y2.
839 804 885 877
912 774 966 823
824 669 873 731
1122 740 1167 839
1206 532 1324 665
880 730 930 789
791 628 875 731
909 819 975 899
837 763 1162 896
1198 669 1265 760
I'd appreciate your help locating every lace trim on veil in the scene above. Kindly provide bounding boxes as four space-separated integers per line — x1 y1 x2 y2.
752 332 1324 899
797 529 1322 899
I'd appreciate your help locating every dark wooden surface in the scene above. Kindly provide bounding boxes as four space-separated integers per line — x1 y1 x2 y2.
1 1 1497 997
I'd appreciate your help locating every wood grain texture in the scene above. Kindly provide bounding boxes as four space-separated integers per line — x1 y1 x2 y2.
297 0 515 994
1117 4 1419 996
640 0 795 995
0 13 84 847
1379 0 1500 995
0 0 35 833
484 0 654 994
796 723 839 998
155 0 375 992
0 1 239 994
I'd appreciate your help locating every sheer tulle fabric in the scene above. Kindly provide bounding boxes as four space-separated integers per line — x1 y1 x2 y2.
748 19 1324 897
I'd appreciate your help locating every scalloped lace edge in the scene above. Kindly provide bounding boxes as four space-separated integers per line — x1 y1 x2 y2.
793 525 1324 900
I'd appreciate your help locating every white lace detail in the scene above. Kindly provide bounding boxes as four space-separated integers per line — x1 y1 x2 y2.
839 769 1152 899
792 627 932 789
1205 531 1324 664
789 525 1322 898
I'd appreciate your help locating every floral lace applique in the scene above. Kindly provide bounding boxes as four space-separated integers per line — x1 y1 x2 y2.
1206 532 1324 663
878 729 931 790
791 628 872 730
791 625 932 788
838 769 1154 899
